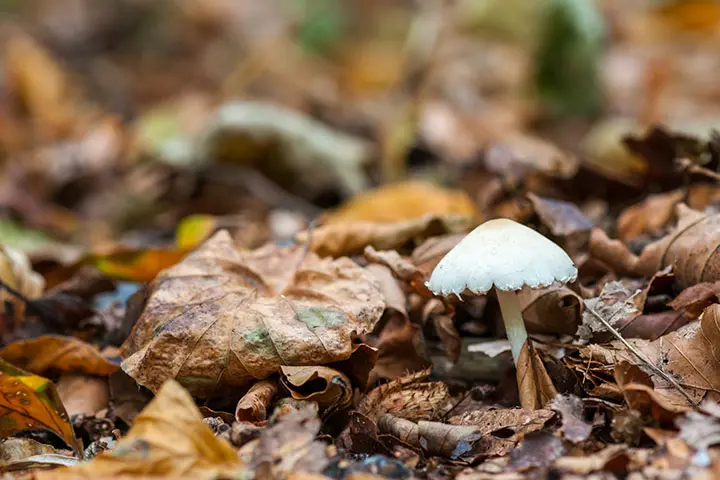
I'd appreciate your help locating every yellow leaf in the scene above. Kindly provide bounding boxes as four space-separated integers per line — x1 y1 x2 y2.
175 215 218 250
325 181 480 225
35 380 243 479
90 248 189 283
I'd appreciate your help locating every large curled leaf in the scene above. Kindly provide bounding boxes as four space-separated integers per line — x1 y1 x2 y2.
121 231 384 397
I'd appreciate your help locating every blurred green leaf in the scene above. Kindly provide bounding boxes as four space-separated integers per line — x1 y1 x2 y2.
294 0 347 54
533 0 605 118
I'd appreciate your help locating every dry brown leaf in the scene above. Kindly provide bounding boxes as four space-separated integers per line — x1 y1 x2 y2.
108 371 152 426
358 369 452 423
121 231 384 397
616 190 685 242
0 335 119 377
553 444 630 475
297 214 475 258
549 394 592 443
36 380 243 480
422 299 461 363
448 408 554 457
590 204 720 288
364 247 429 297
243 405 328 477
614 361 682 424
517 285 584 336
668 282 720 319
410 233 467 276
526 193 593 239
484 132 578 180
516 340 559 410
324 180 481 225
280 366 352 413
235 378 278 424
56 375 109 417
378 414 481 459
0 246 45 322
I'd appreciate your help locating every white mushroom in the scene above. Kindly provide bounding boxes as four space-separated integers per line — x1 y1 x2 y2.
426 218 577 364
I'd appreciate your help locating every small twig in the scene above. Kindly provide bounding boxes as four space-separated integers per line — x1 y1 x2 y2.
584 302 699 409
677 158 720 183
0 279 55 320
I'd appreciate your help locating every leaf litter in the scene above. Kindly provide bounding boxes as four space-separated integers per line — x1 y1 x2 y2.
2 1 720 479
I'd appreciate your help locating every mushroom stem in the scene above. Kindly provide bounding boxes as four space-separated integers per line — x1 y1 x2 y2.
496 289 527 365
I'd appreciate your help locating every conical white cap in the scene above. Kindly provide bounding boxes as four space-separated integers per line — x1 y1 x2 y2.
426 218 577 296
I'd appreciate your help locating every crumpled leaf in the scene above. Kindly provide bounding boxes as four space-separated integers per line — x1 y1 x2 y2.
0 246 45 321
280 366 352 414
668 281 720 319
589 204 720 288
508 431 567 472
324 181 480 225
121 231 384 397
0 335 119 377
195 101 372 196
0 438 76 473
448 407 554 457
297 214 475 258
236 378 278 424
578 281 641 342
422 299 461 363
358 369 452 423
614 361 682 424
0 358 81 456
36 380 243 480
549 394 592 443
242 405 328 477
517 340 559 410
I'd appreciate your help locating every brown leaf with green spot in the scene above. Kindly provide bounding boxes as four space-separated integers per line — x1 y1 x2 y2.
0 359 81 456
121 230 385 397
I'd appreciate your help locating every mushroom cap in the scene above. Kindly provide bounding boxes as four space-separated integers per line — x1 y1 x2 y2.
426 218 577 296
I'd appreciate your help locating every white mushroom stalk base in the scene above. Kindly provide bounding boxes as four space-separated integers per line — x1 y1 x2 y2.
496 289 528 365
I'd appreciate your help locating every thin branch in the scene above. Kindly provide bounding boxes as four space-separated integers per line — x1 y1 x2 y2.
584 302 699 409
677 158 720 183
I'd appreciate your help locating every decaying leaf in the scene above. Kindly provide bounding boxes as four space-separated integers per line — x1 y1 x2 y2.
526 193 593 239
484 132 578 180
0 335 119 377
518 285 583 336
668 281 720 319
589 204 720 288
358 369 452 423
0 359 81 456
507 431 567 472
578 281 640 342
378 414 481 459
516 340 559 409
549 394 592 443
448 407 555 457
614 361 686 424
324 181 480 225
0 246 45 321
423 299 461 363
298 214 475 258
0 438 75 473
280 366 352 414
121 231 384 397
196 101 372 196
243 405 328 477
36 380 243 479
236 378 278 424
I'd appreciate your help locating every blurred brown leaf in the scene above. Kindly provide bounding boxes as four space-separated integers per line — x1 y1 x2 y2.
56 375 109 417
516 340 558 410
484 133 578 181
298 214 475 258
122 231 384 397
0 246 45 322
668 281 720 319
280 366 352 414
526 193 593 239
0 335 119 377
37 380 242 479
508 431 566 472
616 190 684 242
378 414 481 459
549 394 592 443
590 204 720 288
235 378 278 424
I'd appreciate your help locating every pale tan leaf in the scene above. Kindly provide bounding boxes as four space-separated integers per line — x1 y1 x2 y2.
235 378 278 424
0 246 45 321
